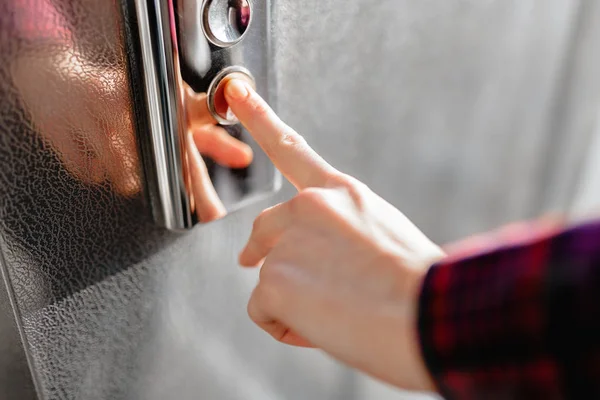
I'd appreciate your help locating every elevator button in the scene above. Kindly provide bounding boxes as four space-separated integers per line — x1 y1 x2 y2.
202 0 252 47
207 66 256 125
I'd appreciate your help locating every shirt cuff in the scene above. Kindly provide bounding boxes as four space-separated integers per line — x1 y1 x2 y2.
417 222 564 400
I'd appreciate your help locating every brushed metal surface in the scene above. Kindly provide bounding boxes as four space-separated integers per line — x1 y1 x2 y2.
202 0 252 47
1 1 600 399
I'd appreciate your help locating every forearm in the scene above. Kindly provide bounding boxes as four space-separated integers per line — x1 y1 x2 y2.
418 219 600 399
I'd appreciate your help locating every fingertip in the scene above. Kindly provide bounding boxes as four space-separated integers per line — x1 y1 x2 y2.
279 331 315 348
226 145 254 169
238 249 248 266
238 249 257 268
225 78 250 103
239 142 254 164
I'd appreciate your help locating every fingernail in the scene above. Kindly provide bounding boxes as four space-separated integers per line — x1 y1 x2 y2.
225 78 249 101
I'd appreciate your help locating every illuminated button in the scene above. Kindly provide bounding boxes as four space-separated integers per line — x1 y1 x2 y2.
207 66 256 125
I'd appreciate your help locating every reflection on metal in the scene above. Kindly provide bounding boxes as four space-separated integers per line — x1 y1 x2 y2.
129 0 278 230
202 0 253 47
207 66 256 125
10 2 141 202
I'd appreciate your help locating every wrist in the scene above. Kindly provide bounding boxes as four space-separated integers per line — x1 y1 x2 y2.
407 265 438 392
376 250 442 393
401 259 439 393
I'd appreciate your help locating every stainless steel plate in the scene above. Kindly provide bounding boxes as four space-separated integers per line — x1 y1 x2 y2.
127 0 279 230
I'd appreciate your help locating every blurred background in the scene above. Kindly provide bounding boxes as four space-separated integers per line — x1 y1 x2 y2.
274 0 600 243
2 0 600 399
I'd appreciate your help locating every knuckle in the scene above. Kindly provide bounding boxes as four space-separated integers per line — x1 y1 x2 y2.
327 173 360 190
247 291 263 323
278 128 307 149
253 272 284 311
247 94 271 119
258 261 269 282
258 262 279 286
266 127 307 158
295 187 330 212
327 173 368 200
252 209 268 233
287 195 302 216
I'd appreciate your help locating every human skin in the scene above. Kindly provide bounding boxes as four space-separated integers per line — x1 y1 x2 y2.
225 78 444 393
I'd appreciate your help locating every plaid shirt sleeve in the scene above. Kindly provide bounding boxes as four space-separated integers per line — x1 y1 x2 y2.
418 218 600 400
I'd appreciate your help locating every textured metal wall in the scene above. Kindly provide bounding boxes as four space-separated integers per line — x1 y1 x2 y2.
0 269 37 398
1 0 600 399
273 0 600 242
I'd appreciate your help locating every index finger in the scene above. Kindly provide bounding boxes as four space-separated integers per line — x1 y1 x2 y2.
224 78 338 189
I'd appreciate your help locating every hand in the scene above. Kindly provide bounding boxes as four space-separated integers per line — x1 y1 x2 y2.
224 79 445 392
11 46 142 197
183 85 253 221
184 85 253 169
11 44 252 215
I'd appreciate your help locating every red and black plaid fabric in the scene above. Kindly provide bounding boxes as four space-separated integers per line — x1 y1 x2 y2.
418 219 600 399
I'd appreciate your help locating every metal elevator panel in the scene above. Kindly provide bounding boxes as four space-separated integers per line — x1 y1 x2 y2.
127 0 279 231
